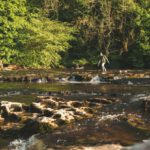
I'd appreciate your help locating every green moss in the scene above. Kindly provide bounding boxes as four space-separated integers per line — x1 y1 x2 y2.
127 114 150 131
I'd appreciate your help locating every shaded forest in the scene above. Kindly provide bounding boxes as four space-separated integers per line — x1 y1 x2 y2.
0 0 149 68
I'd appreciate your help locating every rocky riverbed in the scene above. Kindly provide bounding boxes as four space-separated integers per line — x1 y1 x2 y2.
0 95 120 137
0 69 150 149
1 93 150 150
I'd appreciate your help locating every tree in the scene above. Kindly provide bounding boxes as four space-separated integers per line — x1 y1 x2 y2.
121 0 150 68
0 0 76 68
0 0 27 63
0 0 149 68
16 17 75 68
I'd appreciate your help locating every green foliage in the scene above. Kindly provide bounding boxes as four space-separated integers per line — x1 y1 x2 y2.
0 0 27 63
121 0 150 68
72 58 88 66
16 18 75 68
65 0 150 68
136 1 150 55
0 0 75 67
0 0 149 68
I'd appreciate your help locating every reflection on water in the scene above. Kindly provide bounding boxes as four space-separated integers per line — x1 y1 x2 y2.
0 82 150 103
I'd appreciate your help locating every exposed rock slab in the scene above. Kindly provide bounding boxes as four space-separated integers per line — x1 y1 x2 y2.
0 96 105 135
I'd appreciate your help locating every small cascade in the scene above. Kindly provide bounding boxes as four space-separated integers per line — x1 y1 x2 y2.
34 78 48 83
97 113 125 122
9 135 45 150
90 75 105 84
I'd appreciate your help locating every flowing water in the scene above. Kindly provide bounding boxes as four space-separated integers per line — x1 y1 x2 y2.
0 70 150 149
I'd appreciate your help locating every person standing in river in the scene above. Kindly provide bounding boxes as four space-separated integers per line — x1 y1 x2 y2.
97 52 109 72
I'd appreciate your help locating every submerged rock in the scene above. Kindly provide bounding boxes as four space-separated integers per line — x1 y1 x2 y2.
131 94 150 112
141 96 150 112
68 74 84 82
112 78 150 85
87 97 115 104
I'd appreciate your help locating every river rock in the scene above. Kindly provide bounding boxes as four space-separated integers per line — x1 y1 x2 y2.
21 118 57 134
127 113 150 131
30 102 44 113
43 108 54 117
37 117 58 129
53 109 75 123
68 74 84 81
0 96 103 134
0 101 23 112
141 96 150 112
67 101 83 107
0 101 26 121
132 94 150 112
112 78 150 85
87 98 113 104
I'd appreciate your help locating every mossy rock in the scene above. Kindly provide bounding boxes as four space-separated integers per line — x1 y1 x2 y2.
127 114 150 131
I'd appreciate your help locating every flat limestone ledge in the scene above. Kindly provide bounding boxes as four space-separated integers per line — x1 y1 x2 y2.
0 69 150 84
0 96 104 134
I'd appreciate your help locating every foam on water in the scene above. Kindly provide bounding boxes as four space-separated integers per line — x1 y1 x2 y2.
90 75 103 84
9 135 45 150
97 113 125 122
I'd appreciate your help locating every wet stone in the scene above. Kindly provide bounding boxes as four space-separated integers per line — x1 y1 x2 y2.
4 112 21 122
43 108 54 117
87 97 116 105
68 74 84 81
132 95 150 112
0 101 24 111
141 96 150 112
0 101 28 122
67 101 83 107
0 96 103 134
30 103 44 113
112 78 150 85
127 114 150 131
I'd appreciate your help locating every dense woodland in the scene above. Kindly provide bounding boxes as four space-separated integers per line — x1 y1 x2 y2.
0 0 149 68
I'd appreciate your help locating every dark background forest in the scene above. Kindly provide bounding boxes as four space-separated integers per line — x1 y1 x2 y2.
0 0 149 69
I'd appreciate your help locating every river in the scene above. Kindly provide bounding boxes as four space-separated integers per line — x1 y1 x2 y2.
0 69 150 149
